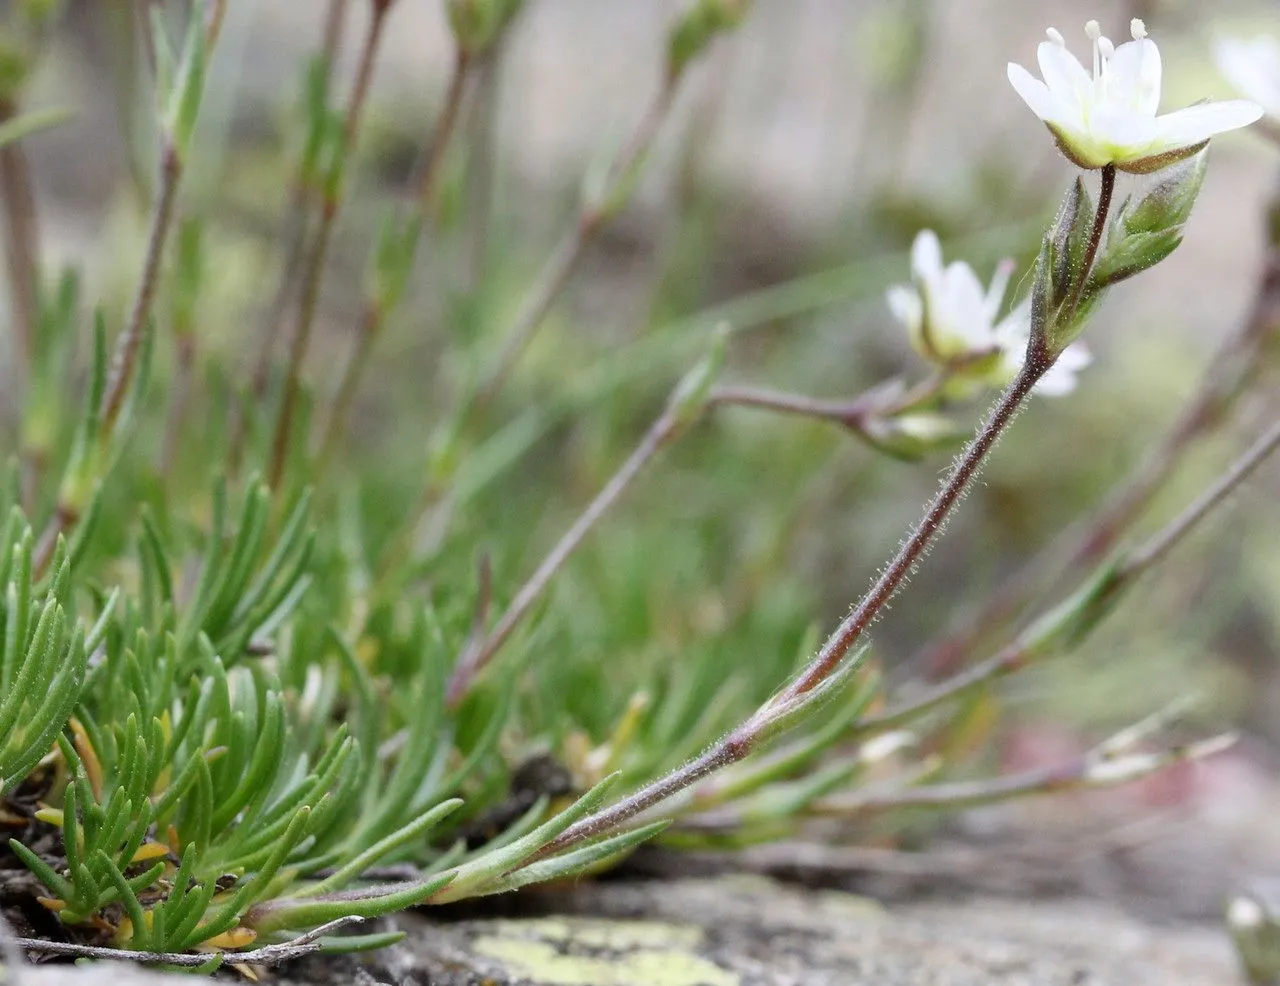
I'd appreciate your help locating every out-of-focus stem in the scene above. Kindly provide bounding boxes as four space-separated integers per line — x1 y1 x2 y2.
34 138 182 573
444 407 689 707
1121 418 1280 580
463 43 504 292
101 143 181 431
472 77 680 413
0 99 40 410
316 47 475 472
159 333 197 480
708 374 944 436
806 736 1233 817
267 0 394 490
917 167 1280 680
230 0 350 475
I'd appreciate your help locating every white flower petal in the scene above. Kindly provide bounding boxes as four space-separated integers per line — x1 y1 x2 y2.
1056 342 1093 371
1153 99 1264 148
911 229 944 283
1008 63 1064 124
1090 105 1158 152
1216 37 1280 120
943 263 993 347
886 285 922 332
1036 41 1090 111
983 260 1013 321
1031 342 1090 396
1107 38 1162 116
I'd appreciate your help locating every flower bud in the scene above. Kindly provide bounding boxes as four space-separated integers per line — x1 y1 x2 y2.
447 0 523 56
667 0 751 81
1228 893 1280 986
1123 151 1207 235
18 0 60 30
0 33 31 105
1048 177 1092 307
1089 151 1207 289
859 412 965 461
1089 228 1182 287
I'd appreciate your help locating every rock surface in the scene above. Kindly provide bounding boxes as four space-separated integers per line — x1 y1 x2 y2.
265 876 1239 986
0 875 1242 984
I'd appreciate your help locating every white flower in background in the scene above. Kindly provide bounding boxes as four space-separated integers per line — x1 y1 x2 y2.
1008 19 1263 173
993 307 1092 397
886 230 1009 367
1215 36 1280 125
885 230 1089 396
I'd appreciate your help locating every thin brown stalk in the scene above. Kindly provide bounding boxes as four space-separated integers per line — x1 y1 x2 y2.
1120 418 1280 580
1059 164 1115 328
917 166 1280 680
159 333 197 479
267 0 395 490
868 422 1280 735
533 354 1054 860
102 142 182 431
316 47 475 471
463 44 504 292
0 99 41 411
230 0 351 474
803 735 1233 817
444 408 688 706
472 77 680 413
779 357 1047 705
707 375 945 436
440 368 947 706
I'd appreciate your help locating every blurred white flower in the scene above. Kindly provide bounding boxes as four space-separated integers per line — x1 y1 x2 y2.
1215 36 1280 125
993 303 1092 397
886 230 1089 396
887 230 1008 366
1008 19 1262 173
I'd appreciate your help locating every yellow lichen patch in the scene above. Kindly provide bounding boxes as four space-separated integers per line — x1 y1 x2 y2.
471 918 738 986
487 917 702 951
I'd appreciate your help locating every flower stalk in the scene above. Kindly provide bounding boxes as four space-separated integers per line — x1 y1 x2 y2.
0 97 40 414
316 43 479 473
471 1 749 414
531 355 1053 860
231 0 351 475
917 164 1280 681
268 0 398 490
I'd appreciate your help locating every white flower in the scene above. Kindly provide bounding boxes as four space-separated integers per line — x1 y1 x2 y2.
1008 19 1263 173
1215 36 1280 125
886 230 1009 367
886 230 1089 396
